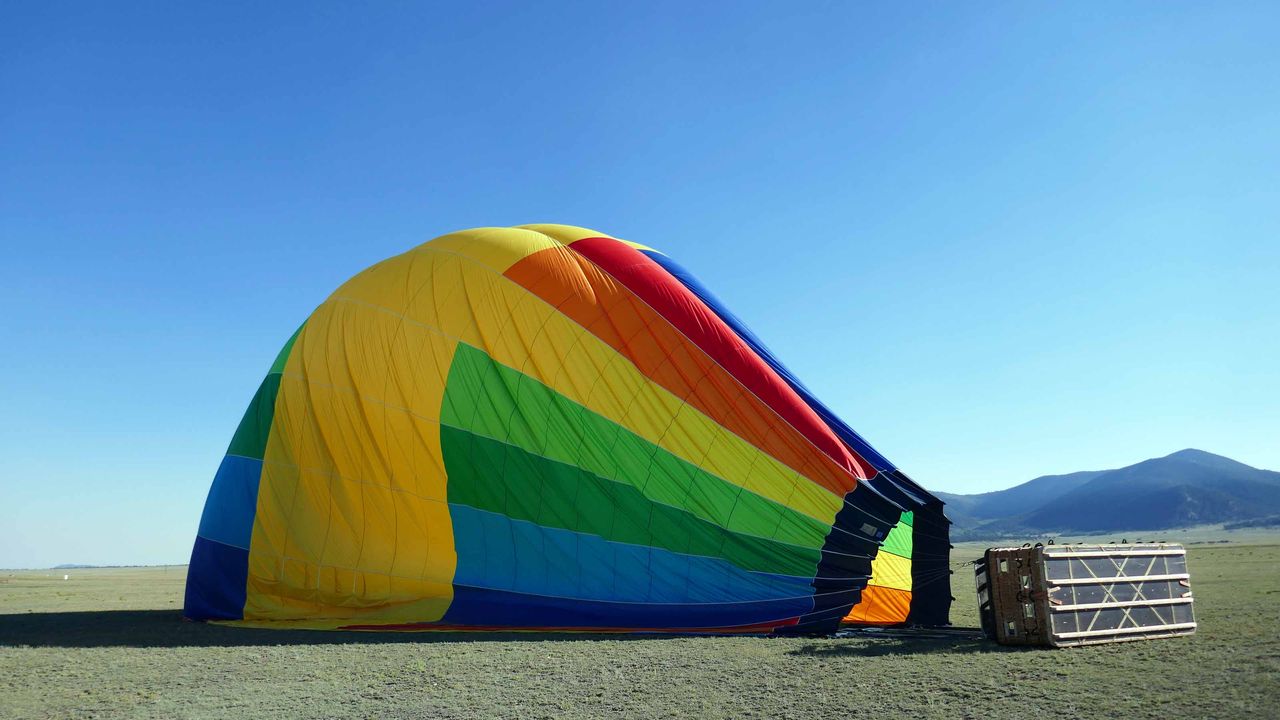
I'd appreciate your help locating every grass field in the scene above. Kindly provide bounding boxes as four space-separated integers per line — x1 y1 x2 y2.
2 541 1278 719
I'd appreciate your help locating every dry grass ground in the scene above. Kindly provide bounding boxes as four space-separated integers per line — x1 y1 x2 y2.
2 540 1278 719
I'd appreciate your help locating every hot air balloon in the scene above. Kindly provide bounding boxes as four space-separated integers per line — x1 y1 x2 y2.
185 225 951 632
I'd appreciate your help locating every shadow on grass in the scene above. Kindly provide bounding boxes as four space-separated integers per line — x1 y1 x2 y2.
2 611 1033 652
0 610 697 648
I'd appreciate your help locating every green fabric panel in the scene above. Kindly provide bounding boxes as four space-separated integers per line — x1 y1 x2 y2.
442 426 822 577
440 343 830 550
268 323 305 375
880 512 914 558
226 324 303 460
899 510 914 528
226 373 282 460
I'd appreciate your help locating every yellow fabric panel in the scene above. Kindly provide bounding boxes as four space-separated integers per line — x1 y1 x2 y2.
244 224 845 624
429 227 567 274
519 222 657 254
516 223 612 244
335 239 843 524
867 549 913 592
245 297 458 623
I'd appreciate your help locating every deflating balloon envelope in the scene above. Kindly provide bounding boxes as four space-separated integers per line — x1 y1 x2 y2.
185 224 951 632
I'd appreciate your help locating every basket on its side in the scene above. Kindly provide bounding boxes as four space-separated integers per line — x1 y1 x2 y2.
975 543 1196 648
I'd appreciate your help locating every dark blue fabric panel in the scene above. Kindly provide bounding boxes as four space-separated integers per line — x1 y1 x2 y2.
640 250 897 474
865 472 928 510
183 535 249 620
196 454 263 550
442 584 813 630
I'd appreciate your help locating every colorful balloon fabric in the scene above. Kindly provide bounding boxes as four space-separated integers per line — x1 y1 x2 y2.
185 225 951 632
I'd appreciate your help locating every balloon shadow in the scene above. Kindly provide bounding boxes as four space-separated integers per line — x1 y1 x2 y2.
0 610 709 649
2 611 1028 653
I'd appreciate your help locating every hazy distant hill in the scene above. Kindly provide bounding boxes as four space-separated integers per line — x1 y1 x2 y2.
941 449 1280 539
936 470 1104 528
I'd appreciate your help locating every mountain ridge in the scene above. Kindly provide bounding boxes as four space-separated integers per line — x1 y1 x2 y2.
940 449 1280 539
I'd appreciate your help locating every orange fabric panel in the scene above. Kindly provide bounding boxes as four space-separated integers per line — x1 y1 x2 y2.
504 245 859 497
844 585 912 625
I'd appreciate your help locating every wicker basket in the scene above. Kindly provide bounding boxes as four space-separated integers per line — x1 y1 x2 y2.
975 544 1196 647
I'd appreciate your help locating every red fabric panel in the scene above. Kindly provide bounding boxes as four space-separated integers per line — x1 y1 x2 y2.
569 237 875 487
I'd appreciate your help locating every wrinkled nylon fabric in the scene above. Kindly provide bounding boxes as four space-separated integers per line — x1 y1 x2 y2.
184 225 950 631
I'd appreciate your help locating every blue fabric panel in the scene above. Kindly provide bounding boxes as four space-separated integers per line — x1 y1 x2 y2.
448 504 814 606
183 535 249 620
442 585 814 630
641 250 897 474
196 454 263 550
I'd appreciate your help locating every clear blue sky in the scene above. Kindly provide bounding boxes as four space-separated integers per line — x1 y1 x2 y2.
2 3 1277 568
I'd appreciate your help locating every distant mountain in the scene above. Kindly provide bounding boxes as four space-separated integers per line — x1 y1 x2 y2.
936 470 1104 528
942 449 1280 539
